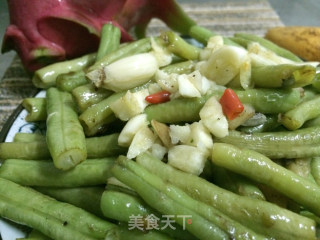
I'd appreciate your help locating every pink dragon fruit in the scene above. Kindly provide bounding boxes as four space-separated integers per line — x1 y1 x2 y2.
2 0 195 72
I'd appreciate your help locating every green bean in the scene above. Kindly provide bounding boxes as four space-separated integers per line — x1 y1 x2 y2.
211 165 266 201
85 133 127 158
238 114 281 133
46 88 87 170
216 126 320 159
32 53 96 89
300 211 320 225
234 88 301 113
22 98 47 122
161 60 195 74
136 152 316 240
145 93 211 123
0 141 49 160
112 162 229 240
234 32 303 62
0 158 115 187
13 133 45 143
0 196 96 240
35 186 105 218
56 70 88 92
228 36 251 48
145 88 301 123
101 188 195 240
188 25 239 46
96 23 121 61
212 143 320 217
301 86 319 102
79 92 125 136
188 25 214 45
304 115 320 128
161 31 200 60
311 157 320 186
18 229 51 240
281 95 320 130
88 37 151 72
101 189 153 223
311 69 320 91
116 222 173 240
251 64 316 88
72 83 112 112
0 178 117 240
0 133 125 160
119 156 268 240
285 158 314 182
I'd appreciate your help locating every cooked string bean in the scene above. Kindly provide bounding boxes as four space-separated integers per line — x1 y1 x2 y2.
0 158 115 187
0 133 125 160
0 178 117 240
46 88 87 170
211 143 320 216
22 98 47 122
136 152 316 240
216 126 320 159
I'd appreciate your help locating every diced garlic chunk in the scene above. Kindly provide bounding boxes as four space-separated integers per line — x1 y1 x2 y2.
228 104 255 130
148 83 162 94
189 121 213 155
169 124 191 144
239 55 252 89
168 145 207 175
248 42 294 66
200 36 224 61
188 70 212 95
200 96 228 138
110 89 149 121
87 53 158 92
207 35 224 49
155 70 179 93
200 45 248 85
127 125 157 159
151 37 172 67
118 114 148 147
150 142 167 160
178 74 201 98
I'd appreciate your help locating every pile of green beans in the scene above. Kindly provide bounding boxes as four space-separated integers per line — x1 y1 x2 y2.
1 22 320 240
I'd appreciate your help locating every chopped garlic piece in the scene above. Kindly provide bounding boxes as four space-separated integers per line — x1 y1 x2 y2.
110 89 149 121
188 70 212 95
169 124 191 144
155 70 179 93
178 74 201 98
189 121 213 155
118 114 149 147
168 145 207 175
151 37 172 67
151 142 167 160
248 42 294 66
127 126 156 159
200 96 228 138
200 45 248 85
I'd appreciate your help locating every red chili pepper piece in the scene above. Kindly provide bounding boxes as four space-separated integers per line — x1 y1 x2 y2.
219 88 244 120
145 90 171 104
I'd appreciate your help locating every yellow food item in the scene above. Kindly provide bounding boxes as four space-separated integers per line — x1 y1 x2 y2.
265 26 320 61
